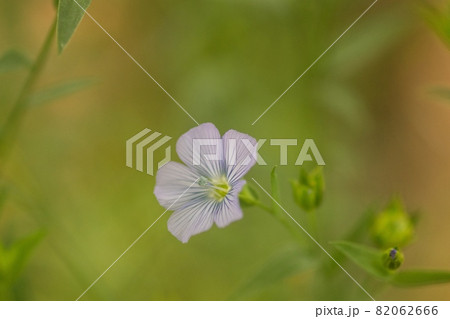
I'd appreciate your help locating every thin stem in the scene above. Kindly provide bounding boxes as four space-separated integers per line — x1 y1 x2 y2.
254 201 272 213
307 210 318 238
0 18 57 161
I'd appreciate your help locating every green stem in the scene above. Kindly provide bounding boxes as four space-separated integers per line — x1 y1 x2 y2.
254 201 272 212
0 18 57 161
308 210 318 238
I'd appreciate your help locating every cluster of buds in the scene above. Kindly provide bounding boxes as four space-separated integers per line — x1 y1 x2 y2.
372 198 416 271
290 167 325 212
239 168 415 272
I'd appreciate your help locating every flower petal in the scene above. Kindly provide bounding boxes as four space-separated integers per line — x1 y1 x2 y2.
168 200 216 243
223 129 257 184
154 161 206 210
176 123 225 178
214 180 245 228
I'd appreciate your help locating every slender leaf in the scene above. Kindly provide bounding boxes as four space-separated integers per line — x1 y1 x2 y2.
230 246 317 300
29 78 96 106
270 166 281 214
57 0 92 53
392 270 450 287
0 50 31 74
331 241 391 279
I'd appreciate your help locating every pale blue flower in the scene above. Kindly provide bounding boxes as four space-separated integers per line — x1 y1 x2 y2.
154 123 257 243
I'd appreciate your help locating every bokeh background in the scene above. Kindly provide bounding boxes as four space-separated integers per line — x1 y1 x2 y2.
0 0 449 300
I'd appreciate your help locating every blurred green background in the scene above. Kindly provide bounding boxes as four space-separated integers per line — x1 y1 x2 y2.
1 0 450 300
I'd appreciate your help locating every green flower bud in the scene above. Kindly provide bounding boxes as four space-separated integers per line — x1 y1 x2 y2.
291 167 324 212
382 247 404 270
238 183 259 207
371 198 414 249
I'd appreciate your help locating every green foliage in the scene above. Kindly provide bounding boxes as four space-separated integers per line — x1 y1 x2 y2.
230 246 317 300
392 270 450 287
291 167 324 212
331 241 391 279
57 0 92 53
0 50 31 74
370 198 415 249
333 241 450 288
0 4 95 299
29 78 96 107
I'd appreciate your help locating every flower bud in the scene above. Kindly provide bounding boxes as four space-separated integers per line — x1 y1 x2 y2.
382 247 404 270
238 183 259 207
291 167 324 212
371 198 414 249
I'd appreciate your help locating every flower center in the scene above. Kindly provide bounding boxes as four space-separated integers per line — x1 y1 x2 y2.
199 176 231 202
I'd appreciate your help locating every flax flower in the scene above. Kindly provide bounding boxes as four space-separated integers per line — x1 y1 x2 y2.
154 123 257 243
